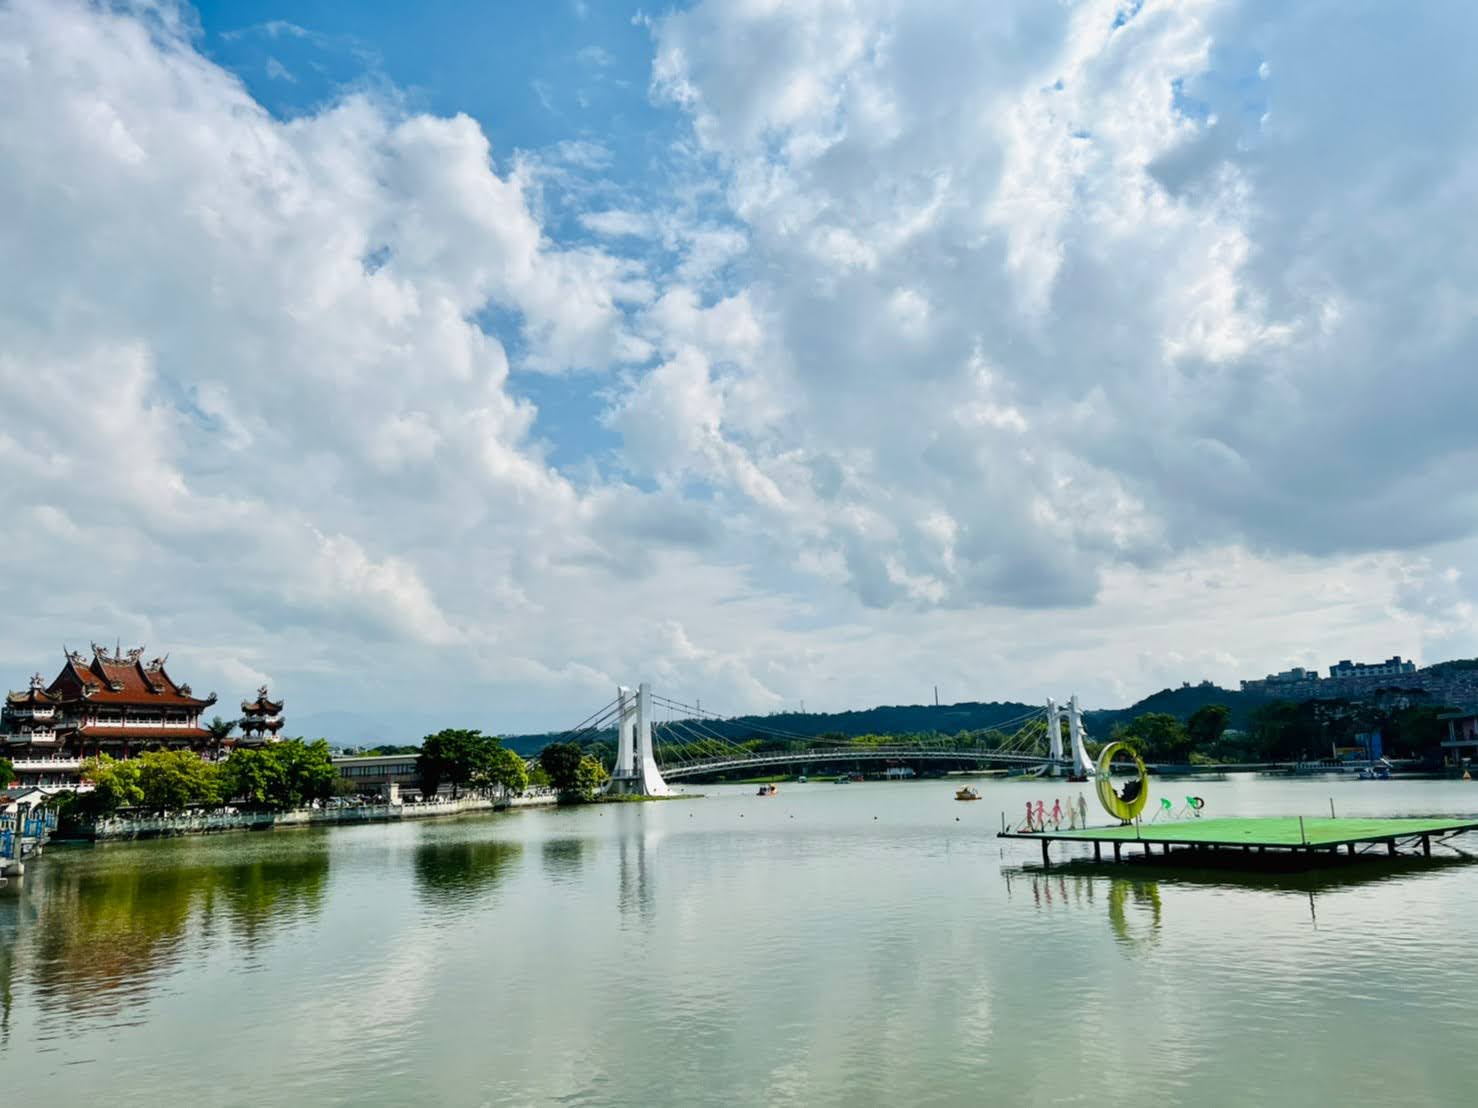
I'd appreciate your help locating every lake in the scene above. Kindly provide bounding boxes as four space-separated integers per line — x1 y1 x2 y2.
3 775 1478 1106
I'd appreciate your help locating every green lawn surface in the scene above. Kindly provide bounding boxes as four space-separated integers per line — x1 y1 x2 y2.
1018 816 1478 847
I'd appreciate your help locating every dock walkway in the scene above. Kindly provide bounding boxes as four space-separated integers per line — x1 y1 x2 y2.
1000 816 1478 868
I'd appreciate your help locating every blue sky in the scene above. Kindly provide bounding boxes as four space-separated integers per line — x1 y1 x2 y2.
197 1 680 476
1 0 1476 741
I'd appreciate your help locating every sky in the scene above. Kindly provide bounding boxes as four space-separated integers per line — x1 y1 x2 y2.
1 0 1476 742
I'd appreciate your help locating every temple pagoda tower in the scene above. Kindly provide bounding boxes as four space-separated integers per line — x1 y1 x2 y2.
237 686 285 745
2 644 217 785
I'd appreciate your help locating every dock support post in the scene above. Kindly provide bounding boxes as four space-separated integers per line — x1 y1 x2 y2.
1422 835 1431 858
1346 843 1356 856
1041 839 1051 868
1387 839 1397 856
1094 842 1101 861
1113 842 1121 862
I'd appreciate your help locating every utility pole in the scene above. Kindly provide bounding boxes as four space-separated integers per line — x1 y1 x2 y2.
934 685 939 707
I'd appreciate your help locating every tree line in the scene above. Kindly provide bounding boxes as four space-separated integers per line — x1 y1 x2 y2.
69 739 339 819
1107 696 1455 763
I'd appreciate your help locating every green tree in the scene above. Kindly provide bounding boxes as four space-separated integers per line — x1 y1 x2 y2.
526 764 551 789
136 750 222 810
573 755 609 801
0 756 13 786
271 739 338 808
205 715 236 747
418 729 497 798
538 742 585 793
1118 712 1194 762
477 746 528 795
80 755 144 815
221 746 284 808
1187 704 1231 751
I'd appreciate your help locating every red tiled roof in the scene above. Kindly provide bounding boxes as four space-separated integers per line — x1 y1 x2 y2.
75 726 212 740
46 650 215 707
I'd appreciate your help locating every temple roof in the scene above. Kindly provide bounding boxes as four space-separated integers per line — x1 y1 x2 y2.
45 645 216 707
75 725 212 740
240 685 284 714
5 677 58 706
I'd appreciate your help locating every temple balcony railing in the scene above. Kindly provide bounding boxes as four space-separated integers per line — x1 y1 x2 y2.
13 757 83 771
5 732 61 745
6 707 56 719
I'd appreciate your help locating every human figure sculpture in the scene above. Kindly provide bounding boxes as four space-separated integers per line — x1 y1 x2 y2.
1077 794 1088 828
1034 800 1046 831
1051 798 1063 830
1025 800 1035 831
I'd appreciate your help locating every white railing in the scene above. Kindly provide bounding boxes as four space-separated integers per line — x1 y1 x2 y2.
12 757 82 770
5 731 59 744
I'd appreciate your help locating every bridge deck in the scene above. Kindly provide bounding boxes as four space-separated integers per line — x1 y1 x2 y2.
1001 816 1478 849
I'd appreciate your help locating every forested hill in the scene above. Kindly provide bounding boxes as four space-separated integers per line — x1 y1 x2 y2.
500 700 1044 756
499 691 1278 755
1085 685 1272 734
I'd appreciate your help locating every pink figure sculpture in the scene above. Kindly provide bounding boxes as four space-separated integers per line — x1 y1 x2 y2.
1034 800 1046 830
1051 798 1063 830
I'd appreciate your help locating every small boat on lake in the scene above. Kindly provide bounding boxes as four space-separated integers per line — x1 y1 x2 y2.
955 786 982 801
756 783 778 796
1359 758 1394 780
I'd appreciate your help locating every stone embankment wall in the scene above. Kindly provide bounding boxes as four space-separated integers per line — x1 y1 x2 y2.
90 793 558 841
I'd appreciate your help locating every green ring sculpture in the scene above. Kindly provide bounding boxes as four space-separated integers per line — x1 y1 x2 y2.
1095 741 1149 823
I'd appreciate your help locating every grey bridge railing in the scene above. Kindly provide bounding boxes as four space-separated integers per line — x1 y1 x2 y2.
656 745 1063 780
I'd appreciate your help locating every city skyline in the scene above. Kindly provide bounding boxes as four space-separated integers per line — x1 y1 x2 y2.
2 1 1475 739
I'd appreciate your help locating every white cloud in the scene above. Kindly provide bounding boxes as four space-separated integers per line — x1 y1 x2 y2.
1 0 1475 740
632 0 1478 613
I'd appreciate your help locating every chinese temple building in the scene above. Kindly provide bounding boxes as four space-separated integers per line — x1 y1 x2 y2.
237 686 285 745
2 644 218 786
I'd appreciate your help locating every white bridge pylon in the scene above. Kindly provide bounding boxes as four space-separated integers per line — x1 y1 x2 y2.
1046 695 1096 778
607 682 671 797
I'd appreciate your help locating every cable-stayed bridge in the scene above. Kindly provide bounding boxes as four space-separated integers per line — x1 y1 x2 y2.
550 685 1096 795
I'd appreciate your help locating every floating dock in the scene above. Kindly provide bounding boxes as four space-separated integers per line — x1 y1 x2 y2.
999 816 1478 869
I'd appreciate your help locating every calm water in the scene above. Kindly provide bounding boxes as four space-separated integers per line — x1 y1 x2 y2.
4 776 1478 1106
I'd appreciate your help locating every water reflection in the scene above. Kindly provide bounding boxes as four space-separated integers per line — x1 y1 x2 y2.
1107 880 1162 952
412 837 523 908
616 832 655 922
0 846 329 1037
539 838 589 883
1005 853 1478 961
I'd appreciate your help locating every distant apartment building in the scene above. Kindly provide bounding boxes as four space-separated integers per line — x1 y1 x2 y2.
1240 666 1319 692
1328 657 1417 679
1240 655 1425 696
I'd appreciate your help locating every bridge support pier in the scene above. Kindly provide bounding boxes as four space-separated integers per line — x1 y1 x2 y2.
604 683 671 797
1046 698 1062 776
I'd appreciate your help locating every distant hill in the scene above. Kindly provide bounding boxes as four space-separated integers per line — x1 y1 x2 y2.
1085 685 1273 734
501 700 1044 754
409 667 1478 757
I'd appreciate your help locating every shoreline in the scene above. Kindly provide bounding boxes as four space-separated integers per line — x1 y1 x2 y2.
67 793 560 843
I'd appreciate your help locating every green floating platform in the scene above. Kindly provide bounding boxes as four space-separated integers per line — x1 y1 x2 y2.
1000 816 1478 867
